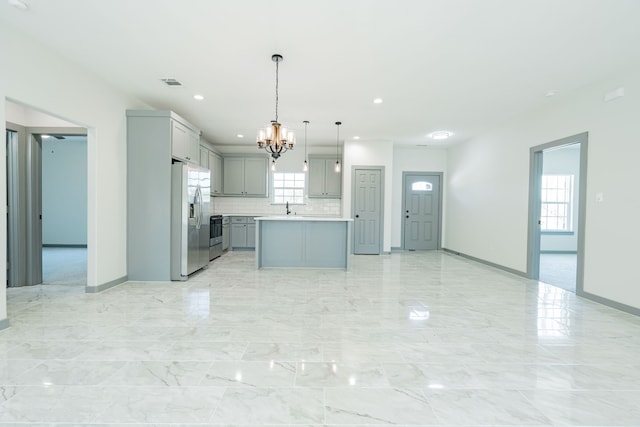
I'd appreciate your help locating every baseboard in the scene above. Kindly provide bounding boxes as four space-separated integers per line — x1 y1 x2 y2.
442 248 527 278
541 250 577 254
390 247 403 252
0 317 10 332
578 290 640 317
43 244 88 248
85 275 127 293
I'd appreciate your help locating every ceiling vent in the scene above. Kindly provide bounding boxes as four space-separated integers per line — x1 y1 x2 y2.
161 78 183 86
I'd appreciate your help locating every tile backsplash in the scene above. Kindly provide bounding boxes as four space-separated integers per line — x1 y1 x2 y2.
212 196 342 217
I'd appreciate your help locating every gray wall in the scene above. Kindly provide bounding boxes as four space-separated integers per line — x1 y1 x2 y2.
42 136 87 245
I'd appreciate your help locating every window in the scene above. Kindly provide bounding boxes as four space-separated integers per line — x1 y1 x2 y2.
541 174 574 231
273 172 305 204
411 181 433 191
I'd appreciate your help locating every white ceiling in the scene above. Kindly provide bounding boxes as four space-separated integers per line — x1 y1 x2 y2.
3 0 640 148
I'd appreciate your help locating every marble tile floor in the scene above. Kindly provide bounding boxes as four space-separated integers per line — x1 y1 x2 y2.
2 250 640 426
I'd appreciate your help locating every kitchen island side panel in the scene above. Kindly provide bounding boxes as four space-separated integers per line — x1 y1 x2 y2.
258 221 305 267
256 219 351 269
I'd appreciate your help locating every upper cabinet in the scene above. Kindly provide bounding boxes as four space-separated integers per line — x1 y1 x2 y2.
209 151 223 196
170 119 199 164
223 155 268 197
199 145 223 196
308 155 342 198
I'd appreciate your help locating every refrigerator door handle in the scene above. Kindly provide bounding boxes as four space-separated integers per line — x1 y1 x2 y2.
195 185 202 229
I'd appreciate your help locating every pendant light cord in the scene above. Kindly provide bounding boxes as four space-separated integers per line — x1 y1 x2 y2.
275 59 279 123
304 121 308 159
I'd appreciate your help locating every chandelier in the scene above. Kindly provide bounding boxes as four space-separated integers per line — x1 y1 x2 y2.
257 54 295 160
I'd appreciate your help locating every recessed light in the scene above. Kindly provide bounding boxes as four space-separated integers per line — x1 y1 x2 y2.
545 90 558 97
193 94 204 101
373 98 383 104
41 134 50 139
236 134 244 138
8 0 29 10
428 130 453 140
353 136 360 140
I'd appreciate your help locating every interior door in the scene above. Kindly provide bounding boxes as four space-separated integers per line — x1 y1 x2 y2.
353 168 383 254
403 173 441 250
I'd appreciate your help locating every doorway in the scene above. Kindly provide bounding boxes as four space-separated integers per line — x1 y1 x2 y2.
352 167 384 255
402 172 442 250
5 123 87 288
528 132 588 293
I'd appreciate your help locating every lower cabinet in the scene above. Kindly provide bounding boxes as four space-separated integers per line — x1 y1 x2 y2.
222 217 230 251
230 216 256 249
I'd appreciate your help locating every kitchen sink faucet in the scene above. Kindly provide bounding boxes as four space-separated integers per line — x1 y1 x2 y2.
286 201 291 215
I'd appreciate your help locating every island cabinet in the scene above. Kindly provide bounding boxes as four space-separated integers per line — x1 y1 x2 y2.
230 216 256 249
308 156 341 198
255 217 352 270
223 155 268 197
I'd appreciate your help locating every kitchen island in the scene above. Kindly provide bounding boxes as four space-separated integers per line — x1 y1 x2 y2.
255 216 353 270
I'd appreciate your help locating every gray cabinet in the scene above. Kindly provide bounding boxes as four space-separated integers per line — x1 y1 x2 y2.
210 152 223 196
223 156 268 197
199 146 209 168
230 216 256 249
222 216 230 251
308 156 341 198
200 146 223 196
171 120 199 164
125 110 202 280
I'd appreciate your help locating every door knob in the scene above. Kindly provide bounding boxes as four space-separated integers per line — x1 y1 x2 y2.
355 214 359 218
405 215 409 218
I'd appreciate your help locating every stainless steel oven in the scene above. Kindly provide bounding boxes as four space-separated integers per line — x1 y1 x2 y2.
209 215 223 260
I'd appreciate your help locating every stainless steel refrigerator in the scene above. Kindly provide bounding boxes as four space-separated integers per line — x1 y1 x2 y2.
170 162 210 280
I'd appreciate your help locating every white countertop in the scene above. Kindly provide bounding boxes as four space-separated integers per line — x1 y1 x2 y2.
255 216 353 222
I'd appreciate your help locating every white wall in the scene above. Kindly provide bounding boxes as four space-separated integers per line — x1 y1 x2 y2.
42 137 88 245
1 23 148 323
391 146 447 248
445 65 640 310
540 145 580 252
343 140 394 253
6 101 75 127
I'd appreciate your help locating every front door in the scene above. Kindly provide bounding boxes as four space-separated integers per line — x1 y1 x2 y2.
403 173 441 250
353 168 383 254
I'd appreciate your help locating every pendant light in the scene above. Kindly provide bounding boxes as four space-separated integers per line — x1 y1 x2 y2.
334 121 342 173
303 120 309 172
257 54 295 163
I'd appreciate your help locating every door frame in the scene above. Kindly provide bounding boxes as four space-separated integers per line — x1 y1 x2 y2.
527 132 588 294
351 165 385 255
5 123 87 287
401 171 444 250
6 128 22 287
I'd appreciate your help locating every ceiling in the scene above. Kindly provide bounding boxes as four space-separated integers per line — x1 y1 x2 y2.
3 0 640 148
